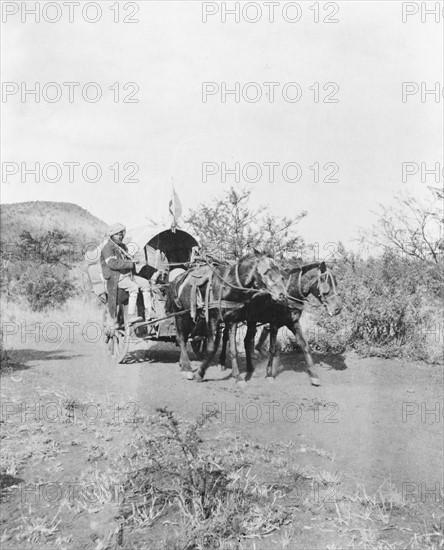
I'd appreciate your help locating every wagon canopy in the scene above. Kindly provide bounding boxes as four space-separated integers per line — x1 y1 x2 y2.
123 225 199 269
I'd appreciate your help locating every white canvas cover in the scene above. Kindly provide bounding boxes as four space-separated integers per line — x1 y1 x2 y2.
123 226 169 271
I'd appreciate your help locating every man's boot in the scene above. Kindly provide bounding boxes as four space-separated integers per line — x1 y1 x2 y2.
127 293 142 324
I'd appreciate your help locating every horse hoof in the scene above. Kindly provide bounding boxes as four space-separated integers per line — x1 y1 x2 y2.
181 370 195 381
311 377 321 386
265 376 275 384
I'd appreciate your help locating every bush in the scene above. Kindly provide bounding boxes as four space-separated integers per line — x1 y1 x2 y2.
0 330 16 373
307 249 444 362
121 409 290 549
1 229 88 312
20 264 76 311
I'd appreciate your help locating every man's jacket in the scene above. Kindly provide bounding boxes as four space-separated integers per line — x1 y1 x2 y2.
100 239 134 318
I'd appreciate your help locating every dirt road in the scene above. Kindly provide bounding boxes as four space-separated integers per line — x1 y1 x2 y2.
1 331 443 548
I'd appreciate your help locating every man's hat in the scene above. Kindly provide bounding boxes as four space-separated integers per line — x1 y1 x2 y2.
108 223 126 237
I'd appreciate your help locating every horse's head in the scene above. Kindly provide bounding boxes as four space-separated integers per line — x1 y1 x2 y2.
246 250 287 303
309 262 342 316
287 261 342 316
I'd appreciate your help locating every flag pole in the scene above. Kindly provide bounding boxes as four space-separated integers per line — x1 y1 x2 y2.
170 177 176 233
169 177 183 234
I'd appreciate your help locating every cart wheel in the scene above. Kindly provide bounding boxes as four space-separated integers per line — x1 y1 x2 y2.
103 305 130 364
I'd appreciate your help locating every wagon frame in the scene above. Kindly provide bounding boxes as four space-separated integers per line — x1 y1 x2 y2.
99 224 200 364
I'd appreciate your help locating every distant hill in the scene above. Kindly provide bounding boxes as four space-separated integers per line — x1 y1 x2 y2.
0 201 107 245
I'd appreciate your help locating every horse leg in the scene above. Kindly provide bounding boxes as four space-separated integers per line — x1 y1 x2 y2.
265 324 278 381
219 324 229 371
228 323 243 381
256 325 269 355
290 322 320 386
176 315 194 380
244 322 257 380
189 318 206 360
195 317 220 382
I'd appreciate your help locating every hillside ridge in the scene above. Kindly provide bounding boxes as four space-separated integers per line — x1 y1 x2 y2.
0 201 107 244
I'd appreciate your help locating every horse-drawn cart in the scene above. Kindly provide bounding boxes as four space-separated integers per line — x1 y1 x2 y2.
86 225 199 364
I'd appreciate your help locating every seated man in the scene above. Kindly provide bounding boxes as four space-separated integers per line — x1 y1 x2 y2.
100 223 153 324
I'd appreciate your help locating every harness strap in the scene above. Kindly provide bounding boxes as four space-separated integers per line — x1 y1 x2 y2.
244 262 257 287
286 295 305 310
205 271 213 323
284 269 306 306
204 258 258 293
208 301 246 312
235 264 242 287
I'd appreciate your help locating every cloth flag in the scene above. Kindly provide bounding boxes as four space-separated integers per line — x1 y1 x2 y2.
169 184 182 233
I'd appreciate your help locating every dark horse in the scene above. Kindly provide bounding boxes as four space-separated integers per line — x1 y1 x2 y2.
219 261 342 385
166 251 288 382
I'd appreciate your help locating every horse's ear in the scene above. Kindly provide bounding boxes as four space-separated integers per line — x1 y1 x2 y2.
319 261 327 273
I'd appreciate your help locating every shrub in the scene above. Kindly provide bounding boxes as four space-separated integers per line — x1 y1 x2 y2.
20 264 76 311
0 330 16 373
309 249 443 362
1 229 90 312
121 409 290 549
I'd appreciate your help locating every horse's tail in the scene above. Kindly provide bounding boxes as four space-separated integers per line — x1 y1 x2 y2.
165 270 189 314
165 285 175 314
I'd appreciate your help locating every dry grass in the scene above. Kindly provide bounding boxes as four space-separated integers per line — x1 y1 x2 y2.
117 409 295 549
1 295 102 327
2 400 442 550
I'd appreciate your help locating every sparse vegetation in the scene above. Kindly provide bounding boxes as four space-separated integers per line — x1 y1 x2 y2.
120 408 292 549
1 197 443 548
1 392 442 550
304 247 443 363
0 331 17 373
1 195 442 361
1 202 106 312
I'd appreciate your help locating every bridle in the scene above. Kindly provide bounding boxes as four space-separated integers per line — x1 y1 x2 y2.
309 270 339 305
285 266 338 309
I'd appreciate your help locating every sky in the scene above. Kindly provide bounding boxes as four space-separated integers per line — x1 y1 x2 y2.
1 0 443 255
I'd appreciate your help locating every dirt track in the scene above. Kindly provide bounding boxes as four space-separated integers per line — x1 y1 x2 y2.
1 331 443 548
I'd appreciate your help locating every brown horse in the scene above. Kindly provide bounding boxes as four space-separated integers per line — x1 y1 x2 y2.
219 261 342 385
166 251 287 381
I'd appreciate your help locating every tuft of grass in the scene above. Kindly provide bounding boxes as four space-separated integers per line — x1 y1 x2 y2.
18 505 62 543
